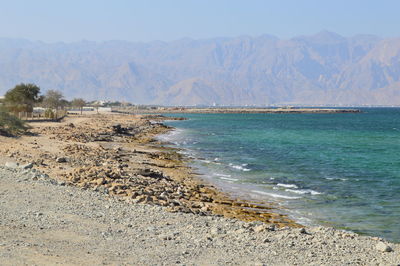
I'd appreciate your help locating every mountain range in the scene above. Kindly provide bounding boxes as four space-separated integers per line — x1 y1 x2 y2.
1 31 400 106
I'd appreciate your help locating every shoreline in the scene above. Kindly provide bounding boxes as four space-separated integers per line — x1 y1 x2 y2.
112 107 361 114
0 113 298 227
157 127 303 223
1 113 399 264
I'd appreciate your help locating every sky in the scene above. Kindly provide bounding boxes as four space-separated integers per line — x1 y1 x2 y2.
0 0 399 42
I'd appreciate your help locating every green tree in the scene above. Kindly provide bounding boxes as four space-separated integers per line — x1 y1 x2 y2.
42 90 64 110
4 83 41 113
71 98 86 115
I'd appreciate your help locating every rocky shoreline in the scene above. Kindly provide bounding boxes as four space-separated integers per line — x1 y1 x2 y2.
0 113 399 265
0 113 296 226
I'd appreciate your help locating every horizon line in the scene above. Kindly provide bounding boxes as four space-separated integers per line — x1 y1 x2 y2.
0 30 391 45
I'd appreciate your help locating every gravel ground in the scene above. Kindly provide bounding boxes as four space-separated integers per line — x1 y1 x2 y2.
0 165 399 265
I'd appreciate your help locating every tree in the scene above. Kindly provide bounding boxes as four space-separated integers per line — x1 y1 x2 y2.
71 98 86 115
4 83 41 113
42 90 64 110
59 99 70 109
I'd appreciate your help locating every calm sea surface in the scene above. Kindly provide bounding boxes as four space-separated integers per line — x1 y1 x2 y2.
160 108 400 242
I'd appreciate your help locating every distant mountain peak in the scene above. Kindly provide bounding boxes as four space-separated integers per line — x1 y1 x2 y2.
292 30 346 44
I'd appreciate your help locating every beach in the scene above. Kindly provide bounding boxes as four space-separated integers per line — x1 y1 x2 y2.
0 113 399 265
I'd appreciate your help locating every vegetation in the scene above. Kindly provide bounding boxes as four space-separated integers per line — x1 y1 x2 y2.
0 106 29 136
4 83 41 113
42 90 65 109
42 90 67 119
44 108 56 119
71 98 86 114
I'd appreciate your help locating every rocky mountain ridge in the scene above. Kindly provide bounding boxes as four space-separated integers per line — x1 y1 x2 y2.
0 31 399 105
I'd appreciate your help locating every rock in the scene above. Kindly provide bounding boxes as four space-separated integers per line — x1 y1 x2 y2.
5 162 19 168
236 228 247 234
375 242 392 252
299 228 307 234
95 178 104 186
56 157 67 163
211 227 226 235
268 224 276 231
20 163 34 169
254 225 268 233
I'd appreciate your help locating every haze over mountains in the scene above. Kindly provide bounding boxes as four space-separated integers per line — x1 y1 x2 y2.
1 31 400 106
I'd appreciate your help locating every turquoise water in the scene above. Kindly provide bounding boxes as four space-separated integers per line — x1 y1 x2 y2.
160 108 400 242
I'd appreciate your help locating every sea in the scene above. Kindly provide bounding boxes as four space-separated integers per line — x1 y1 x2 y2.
158 108 400 242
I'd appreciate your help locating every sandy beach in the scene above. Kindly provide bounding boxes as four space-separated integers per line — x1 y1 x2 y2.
0 113 399 265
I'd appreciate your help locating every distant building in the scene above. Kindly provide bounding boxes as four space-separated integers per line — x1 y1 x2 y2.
33 107 46 113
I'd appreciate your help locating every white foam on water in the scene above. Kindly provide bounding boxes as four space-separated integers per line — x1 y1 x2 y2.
157 128 185 142
277 183 298 189
285 189 322 195
325 177 348 181
219 176 239 182
214 173 232 178
229 163 251 171
251 190 301 199
212 173 238 182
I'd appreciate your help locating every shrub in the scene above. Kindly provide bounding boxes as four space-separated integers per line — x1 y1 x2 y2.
44 108 56 119
0 107 29 136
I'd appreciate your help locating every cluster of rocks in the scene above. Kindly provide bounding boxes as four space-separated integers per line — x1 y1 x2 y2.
2 162 60 185
33 116 171 145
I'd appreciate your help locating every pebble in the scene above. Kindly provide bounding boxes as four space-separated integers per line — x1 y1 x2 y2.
375 242 392 252
5 162 19 168
20 163 34 169
299 228 307 234
56 157 67 163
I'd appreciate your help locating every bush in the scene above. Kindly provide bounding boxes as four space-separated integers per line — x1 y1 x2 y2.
0 107 29 136
44 108 55 119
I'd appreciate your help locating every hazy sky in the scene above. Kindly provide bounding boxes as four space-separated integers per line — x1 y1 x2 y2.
1 0 399 42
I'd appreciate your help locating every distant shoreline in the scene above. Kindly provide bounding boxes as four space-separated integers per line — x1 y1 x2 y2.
113 107 361 114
